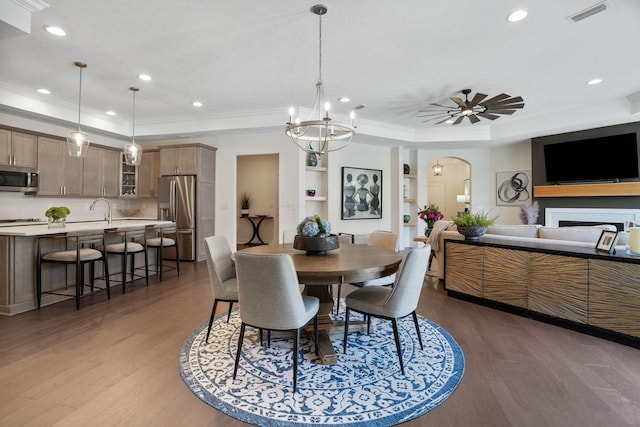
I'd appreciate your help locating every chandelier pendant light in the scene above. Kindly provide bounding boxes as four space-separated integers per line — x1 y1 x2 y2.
286 4 355 158
123 87 142 166
67 61 90 157
433 160 443 176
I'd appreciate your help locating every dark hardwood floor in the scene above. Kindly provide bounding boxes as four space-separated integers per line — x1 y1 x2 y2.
0 261 639 426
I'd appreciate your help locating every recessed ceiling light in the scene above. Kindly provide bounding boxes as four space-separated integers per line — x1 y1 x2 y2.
138 74 152 81
192 101 203 107
36 88 51 95
507 10 528 22
43 25 66 36
105 111 116 116
587 78 603 85
339 97 350 103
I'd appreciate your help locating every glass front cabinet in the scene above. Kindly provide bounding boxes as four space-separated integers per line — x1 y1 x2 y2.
119 152 138 197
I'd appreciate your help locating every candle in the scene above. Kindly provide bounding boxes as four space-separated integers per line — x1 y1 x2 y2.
630 227 640 254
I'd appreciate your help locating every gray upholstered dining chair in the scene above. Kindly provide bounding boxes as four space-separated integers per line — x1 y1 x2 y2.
233 251 319 393
204 235 239 343
343 246 430 375
334 230 399 315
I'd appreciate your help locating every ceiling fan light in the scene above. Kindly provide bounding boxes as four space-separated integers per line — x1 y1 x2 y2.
461 107 473 116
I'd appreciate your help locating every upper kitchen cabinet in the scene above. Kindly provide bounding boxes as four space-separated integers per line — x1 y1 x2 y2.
83 146 119 197
36 136 83 196
159 144 215 182
137 150 159 197
159 146 197 175
0 129 38 168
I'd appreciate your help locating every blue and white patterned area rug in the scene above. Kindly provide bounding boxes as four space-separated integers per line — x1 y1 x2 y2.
179 309 464 427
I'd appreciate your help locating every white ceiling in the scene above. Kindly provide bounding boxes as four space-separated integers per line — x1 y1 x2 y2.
1 0 640 149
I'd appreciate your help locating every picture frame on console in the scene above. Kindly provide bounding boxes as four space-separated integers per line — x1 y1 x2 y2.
341 166 382 220
595 230 620 254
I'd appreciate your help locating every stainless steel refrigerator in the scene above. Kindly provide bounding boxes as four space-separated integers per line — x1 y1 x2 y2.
157 175 196 261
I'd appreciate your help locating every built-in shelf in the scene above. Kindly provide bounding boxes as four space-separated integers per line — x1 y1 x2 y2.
403 198 416 203
403 222 418 227
306 196 326 201
403 174 417 179
306 166 327 172
534 182 640 198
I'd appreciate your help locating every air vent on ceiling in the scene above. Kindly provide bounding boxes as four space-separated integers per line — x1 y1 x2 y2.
566 1 608 23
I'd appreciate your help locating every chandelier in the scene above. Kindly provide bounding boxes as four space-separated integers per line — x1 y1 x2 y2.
286 4 355 158
433 160 443 176
123 87 142 166
67 61 90 157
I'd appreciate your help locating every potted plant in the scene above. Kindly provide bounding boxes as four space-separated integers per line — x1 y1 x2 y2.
45 206 70 228
452 210 497 240
240 193 251 217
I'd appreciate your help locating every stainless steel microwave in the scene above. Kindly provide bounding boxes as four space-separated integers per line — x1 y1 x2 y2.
0 166 39 192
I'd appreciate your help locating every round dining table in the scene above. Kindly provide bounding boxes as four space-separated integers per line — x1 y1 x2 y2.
239 243 402 364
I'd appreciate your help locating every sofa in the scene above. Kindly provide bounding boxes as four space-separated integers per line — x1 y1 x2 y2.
429 221 629 280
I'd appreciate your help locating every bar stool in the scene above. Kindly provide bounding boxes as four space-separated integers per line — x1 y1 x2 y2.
104 228 149 293
146 225 180 281
37 232 111 310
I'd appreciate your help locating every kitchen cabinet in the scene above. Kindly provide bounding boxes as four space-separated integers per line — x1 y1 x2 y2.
36 136 83 196
0 129 38 168
83 146 119 197
159 146 198 175
137 150 159 197
119 152 138 197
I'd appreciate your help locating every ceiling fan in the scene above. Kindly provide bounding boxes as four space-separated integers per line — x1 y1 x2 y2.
417 88 524 125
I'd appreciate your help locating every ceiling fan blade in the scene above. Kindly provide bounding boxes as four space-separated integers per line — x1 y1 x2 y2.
420 112 453 122
434 116 455 125
468 114 480 124
452 115 465 125
451 97 466 108
484 109 517 115
483 98 525 109
429 102 456 109
480 93 510 105
477 112 500 120
469 93 488 106
417 111 453 118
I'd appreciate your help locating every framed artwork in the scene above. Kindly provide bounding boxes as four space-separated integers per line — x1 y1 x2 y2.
595 230 619 254
496 170 531 206
341 167 382 220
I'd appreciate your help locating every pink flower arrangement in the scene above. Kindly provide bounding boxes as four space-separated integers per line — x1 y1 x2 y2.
418 203 444 228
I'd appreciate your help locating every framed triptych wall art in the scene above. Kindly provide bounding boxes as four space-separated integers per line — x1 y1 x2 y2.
341 167 382 220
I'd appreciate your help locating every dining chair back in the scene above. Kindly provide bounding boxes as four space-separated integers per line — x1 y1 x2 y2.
233 251 319 392
343 245 430 375
203 235 238 343
334 230 399 314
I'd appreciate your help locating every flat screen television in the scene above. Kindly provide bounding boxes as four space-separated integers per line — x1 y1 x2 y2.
543 132 640 183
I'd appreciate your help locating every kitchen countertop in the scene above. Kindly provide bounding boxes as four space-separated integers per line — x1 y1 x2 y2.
0 219 174 236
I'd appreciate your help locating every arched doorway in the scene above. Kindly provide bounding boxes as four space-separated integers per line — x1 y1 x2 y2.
428 157 471 219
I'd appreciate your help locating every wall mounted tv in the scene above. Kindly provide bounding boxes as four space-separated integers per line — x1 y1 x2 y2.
544 132 640 183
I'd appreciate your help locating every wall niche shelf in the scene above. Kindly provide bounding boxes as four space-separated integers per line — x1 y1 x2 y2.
306 166 327 172
403 198 416 203
534 182 640 198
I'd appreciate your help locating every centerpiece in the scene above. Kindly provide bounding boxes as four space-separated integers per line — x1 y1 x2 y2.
452 210 497 240
45 206 70 228
417 203 444 237
293 215 339 255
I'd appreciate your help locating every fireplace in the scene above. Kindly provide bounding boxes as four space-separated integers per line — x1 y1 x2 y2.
545 208 640 231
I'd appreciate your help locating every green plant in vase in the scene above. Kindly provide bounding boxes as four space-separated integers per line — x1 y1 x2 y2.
452 210 497 240
45 206 70 228
240 193 251 217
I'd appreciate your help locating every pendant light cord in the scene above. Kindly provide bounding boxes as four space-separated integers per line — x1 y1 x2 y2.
77 66 83 127
318 14 322 84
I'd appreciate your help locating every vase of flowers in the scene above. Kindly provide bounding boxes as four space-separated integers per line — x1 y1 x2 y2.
45 206 70 228
417 203 444 237
293 215 339 255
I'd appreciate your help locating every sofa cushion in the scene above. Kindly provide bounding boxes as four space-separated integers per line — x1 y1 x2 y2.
538 225 617 243
486 224 540 238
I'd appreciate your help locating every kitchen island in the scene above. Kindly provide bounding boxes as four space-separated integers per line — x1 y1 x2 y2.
0 219 174 315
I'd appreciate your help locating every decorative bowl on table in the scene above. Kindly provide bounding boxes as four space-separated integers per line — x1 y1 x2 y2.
293 234 339 255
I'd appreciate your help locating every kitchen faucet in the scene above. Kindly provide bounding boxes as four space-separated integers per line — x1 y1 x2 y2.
90 198 112 224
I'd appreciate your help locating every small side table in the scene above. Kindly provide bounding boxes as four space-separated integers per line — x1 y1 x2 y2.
243 215 273 245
